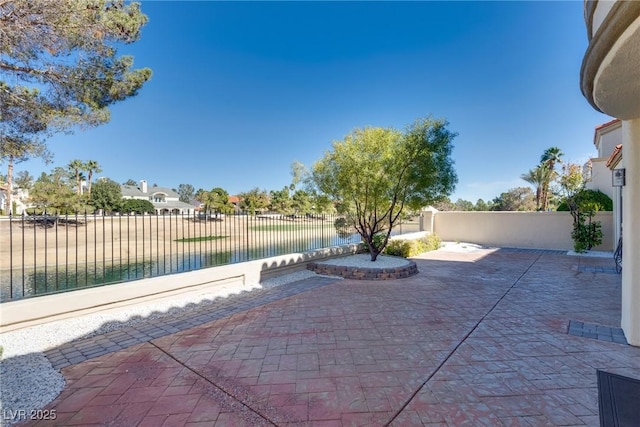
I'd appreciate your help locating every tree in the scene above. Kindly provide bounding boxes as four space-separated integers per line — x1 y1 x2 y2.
269 187 293 215
0 138 52 214
30 167 84 214
454 198 474 211
1 84 53 215
1 0 152 131
431 197 455 211
120 199 154 214
90 178 122 213
13 170 34 191
292 189 312 215
196 187 233 214
310 192 334 215
238 188 269 214
490 187 536 211
177 183 195 203
313 117 457 261
85 160 102 196
475 198 489 211
68 159 86 195
557 189 612 212
290 160 307 191
539 147 564 211
123 179 137 186
521 164 553 211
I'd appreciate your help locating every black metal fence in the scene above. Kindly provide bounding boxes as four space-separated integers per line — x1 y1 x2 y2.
0 212 420 301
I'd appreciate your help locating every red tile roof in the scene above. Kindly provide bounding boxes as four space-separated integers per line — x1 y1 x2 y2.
593 118 621 146
606 144 623 168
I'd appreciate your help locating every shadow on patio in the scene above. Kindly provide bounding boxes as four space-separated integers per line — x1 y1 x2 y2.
7 248 639 426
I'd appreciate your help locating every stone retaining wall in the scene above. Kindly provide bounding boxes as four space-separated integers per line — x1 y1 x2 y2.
307 260 418 280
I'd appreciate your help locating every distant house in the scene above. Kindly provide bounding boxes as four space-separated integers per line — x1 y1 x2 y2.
228 195 242 213
121 180 194 215
584 119 623 245
0 184 31 215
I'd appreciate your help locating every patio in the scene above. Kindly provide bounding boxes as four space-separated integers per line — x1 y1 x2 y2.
17 247 640 426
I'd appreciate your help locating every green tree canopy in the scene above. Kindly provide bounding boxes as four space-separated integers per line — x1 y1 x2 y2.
538 147 564 210
292 189 312 215
238 187 269 215
269 187 293 215
13 170 34 190
68 159 86 195
475 198 490 211
30 167 85 214
120 198 154 214
177 183 195 204
196 187 233 214
90 178 122 213
490 187 536 211
310 192 334 215
454 199 474 211
85 160 102 196
1 0 152 129
557 189 612 212
521 164 553 211
312 117 457 261
2 1 150 213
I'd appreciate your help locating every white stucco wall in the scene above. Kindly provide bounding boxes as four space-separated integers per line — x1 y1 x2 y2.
596 123 622 157
620 119 640 345
426 211 613 251
586 158 615 200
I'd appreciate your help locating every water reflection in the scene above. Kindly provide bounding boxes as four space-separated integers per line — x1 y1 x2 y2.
0 234 360 301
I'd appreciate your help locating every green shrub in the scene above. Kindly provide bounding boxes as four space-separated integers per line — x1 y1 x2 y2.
557 189 612 211
372 233 386 251
383 234 441 258
571 208 603 252
120 199 155 214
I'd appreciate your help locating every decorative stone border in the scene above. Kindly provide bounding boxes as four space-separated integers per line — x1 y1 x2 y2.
307 260 418 280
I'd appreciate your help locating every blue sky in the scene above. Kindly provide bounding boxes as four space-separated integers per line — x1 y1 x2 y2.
19 1 610 202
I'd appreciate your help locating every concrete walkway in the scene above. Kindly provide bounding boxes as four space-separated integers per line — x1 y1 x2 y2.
21 248 640 426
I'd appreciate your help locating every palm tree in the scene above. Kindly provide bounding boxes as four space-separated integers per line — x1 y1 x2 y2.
539 147 564 210
85 160 102 196
540 146 564 170
521 164 553 211
68 159 85 195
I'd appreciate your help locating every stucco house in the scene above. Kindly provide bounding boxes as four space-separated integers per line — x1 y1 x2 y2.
0 184 31 215
121 180 194 215
584 118 623 245
580 1 640 345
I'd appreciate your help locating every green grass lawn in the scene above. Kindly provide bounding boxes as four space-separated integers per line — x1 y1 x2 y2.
251 224 332 232
174 235 227 243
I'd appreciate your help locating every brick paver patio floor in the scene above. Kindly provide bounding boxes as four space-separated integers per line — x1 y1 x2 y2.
21 248 640 426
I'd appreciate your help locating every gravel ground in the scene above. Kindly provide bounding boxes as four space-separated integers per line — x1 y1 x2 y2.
315 253 410 267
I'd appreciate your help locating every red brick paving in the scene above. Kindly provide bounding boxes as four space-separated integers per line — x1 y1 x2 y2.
21 249 640 426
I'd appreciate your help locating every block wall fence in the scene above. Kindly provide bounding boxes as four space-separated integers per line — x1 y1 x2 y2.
420 210 614 252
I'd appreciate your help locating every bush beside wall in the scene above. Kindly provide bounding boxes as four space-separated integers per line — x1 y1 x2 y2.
384 234 442 258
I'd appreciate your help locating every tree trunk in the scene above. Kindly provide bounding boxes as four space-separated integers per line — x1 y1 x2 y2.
369 245 380 261
87 171 93 196
364 234 381 261
7 158 14 216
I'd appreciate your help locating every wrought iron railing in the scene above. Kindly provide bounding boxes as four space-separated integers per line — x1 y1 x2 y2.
614 236 622 274
0 212 420 301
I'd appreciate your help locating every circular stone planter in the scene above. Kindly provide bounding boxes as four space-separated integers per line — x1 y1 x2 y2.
307 255 418 280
